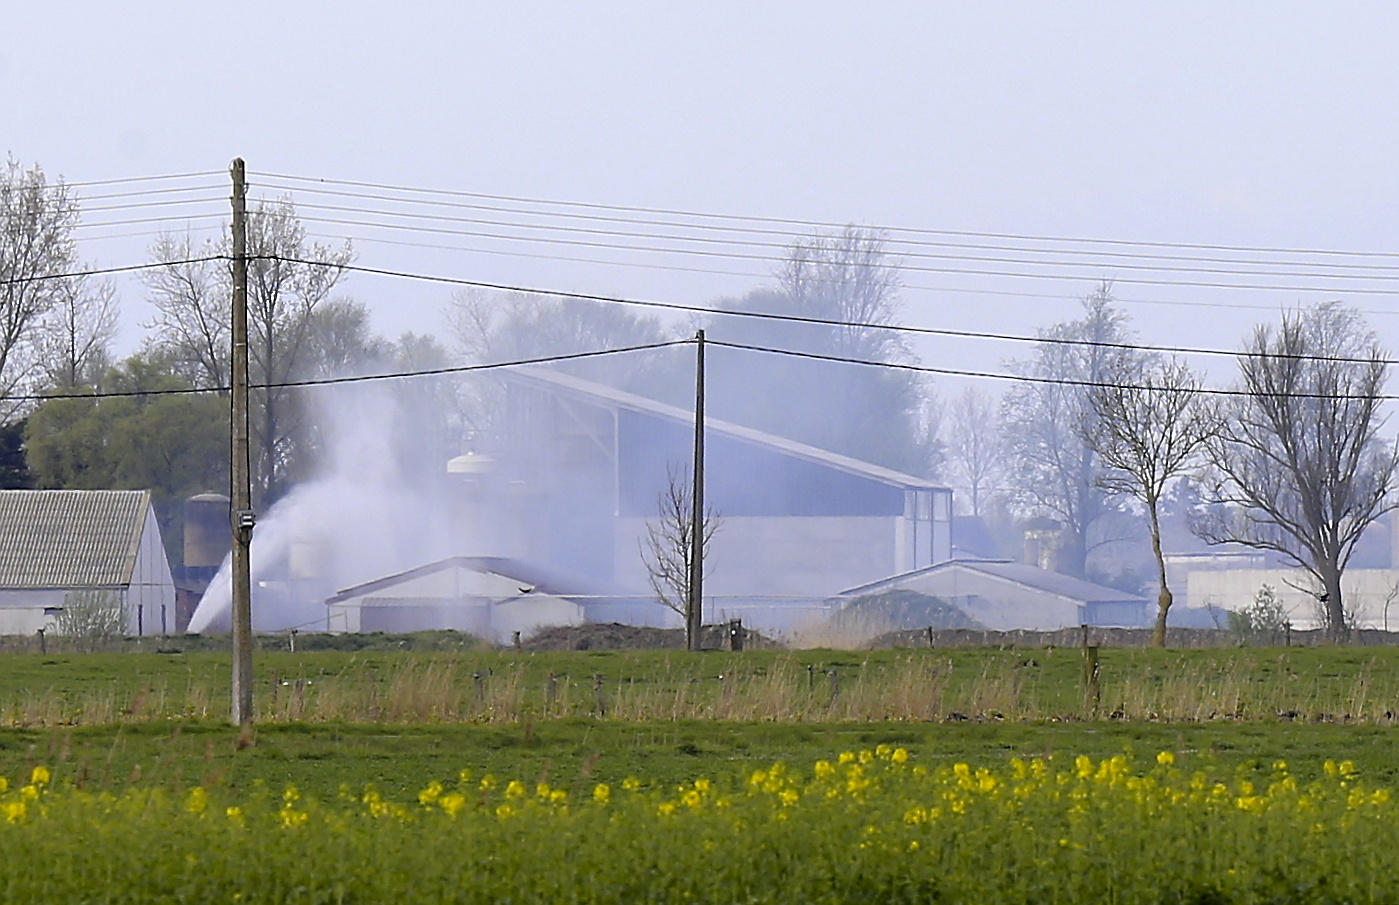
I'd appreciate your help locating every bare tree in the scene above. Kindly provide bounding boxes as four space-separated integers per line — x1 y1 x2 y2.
55 589 125 652
144 200 352 502
0 159 79 419
778 226 906 361
143 232 229 388
1086 356 1217 646
947 386 1003 517
641 464 720 651
1001 284 1144 576
36 276 118 390
1195 302 1399 641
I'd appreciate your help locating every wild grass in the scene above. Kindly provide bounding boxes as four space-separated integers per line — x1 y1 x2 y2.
6 646 1399 727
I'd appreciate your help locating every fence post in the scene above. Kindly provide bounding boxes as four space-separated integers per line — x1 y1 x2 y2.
593 674 607 716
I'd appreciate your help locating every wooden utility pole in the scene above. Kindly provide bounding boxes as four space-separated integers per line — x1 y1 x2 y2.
687 330 706 651
230 158 255 725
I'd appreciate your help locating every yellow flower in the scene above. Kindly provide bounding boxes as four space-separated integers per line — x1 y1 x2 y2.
1156 751 1175 767
858 750 874 765
1075 756 1093 779
907 840 920 852
837 751 855 765
682 790 702 809
814 760 835 779
875 744 892 759
1 801 26 823
18 785 38 802
279 808 309 828
418 781 444 806
28 766 49 786
592 783 611 803
891 748 909 765
457 769 473 784
694 778 712 793
479 774 497 791
621 777 641 792
185 787 208 815
657 802 677 817
439 793 467 818
778 789 799 807
505 780 526 799
282 785 301 806
225 806 243 822
536 782 552 799
0 777 8 794
495 804 515 819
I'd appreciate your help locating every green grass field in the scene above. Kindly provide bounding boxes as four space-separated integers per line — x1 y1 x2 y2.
3 644 1399 902
0 644 1397 799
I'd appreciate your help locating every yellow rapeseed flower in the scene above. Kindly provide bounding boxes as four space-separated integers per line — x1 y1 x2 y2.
418 781 444 806
682 790 702 809
875 744 892 759
779 789 799 807
657 802 677 817
505 781 526 799
2 801 26 823
891 748 909 765
440 793 467 817
621 777 641 791
185 787 208 815
837 751 855 765
29 766 49 786
1156 751 1175 767
593 783 611 803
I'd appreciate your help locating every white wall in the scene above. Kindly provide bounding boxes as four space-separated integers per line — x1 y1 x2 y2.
127 505 177 635
1186 567 1399 630
614 515 901 602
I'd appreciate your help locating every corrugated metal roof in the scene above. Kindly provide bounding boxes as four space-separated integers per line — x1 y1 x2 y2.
0 490 151 589
509 368 948 491
840 557 1148 605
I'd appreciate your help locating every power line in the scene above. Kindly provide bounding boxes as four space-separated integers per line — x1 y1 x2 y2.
265 199 1399 283
0 339 690 403
706 339 1399 401
255 178 1399 276
0 257 226 287
285 214 1399 296
302 227 1386 318
266 255 1399 366
38 170 225 190
252 169 1399 262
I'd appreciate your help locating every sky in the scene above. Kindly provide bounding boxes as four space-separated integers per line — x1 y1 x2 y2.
7 1 1399 395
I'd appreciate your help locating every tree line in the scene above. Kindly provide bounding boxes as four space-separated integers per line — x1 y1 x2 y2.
2 158 1396 643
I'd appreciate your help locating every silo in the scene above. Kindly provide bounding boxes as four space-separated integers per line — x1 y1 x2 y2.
184 492 231 570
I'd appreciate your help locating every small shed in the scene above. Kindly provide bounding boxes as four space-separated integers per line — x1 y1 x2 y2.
837 557 1150 630
324 556 589 644
0 489 176 636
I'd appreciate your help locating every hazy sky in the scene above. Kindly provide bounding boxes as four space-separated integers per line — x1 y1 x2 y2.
7 2 1399 391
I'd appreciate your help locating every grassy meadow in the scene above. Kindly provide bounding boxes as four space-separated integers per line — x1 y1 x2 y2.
4 642 1399 901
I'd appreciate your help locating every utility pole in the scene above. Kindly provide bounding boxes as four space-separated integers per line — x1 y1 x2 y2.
229 158 255 725
687 330 705 651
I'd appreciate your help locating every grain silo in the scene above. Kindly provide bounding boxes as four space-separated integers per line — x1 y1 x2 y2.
176 492 230 632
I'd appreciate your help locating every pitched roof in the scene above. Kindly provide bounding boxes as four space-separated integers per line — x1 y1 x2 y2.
0 490 152 589
840 557 1148 605
508 368 947 491
324 555 623 605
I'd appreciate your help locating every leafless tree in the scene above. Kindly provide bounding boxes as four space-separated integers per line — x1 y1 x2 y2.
641 463 720 651
1086 356 1217 646
36 276 119 390
0 159 79 419
779 226 906 361
143 232 229 388
947 386 1003 517
143 200 352 502
1001 284 1144 576
1194 302 1399 641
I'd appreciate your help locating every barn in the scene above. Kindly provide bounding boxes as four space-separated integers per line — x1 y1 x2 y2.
457 367 954 632
837 557 1151 630
323 556 594 643
0 489 177 636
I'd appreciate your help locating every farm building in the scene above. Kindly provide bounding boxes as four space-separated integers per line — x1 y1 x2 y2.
450 368 954 631
0 489 176 636
837 557 1151 631
324 556 602 643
